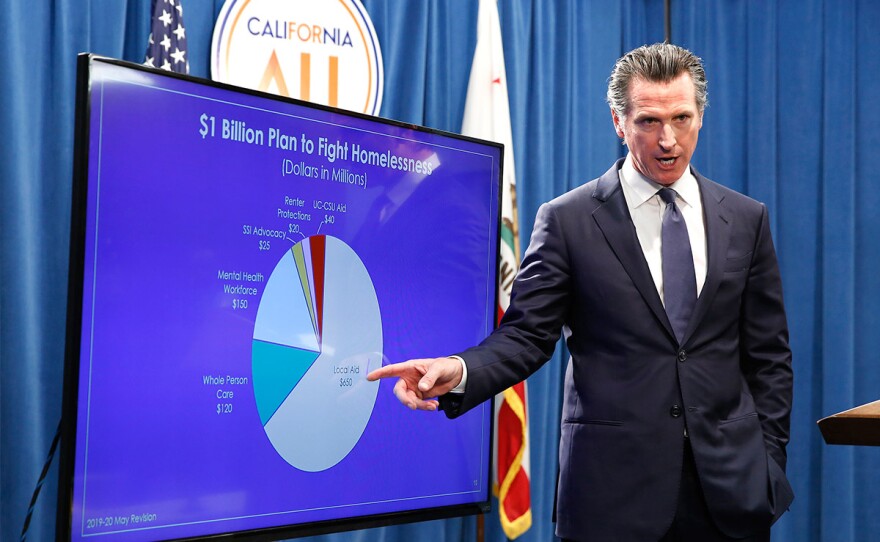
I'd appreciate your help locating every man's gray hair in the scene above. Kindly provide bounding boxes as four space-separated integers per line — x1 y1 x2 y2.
606 43 708 118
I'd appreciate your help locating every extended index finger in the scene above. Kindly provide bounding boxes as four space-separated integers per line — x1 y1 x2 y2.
366 362 411 381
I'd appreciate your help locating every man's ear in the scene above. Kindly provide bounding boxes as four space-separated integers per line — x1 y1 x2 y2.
611 108 625 139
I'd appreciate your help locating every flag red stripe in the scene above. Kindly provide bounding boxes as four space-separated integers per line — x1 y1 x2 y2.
502 467 531 520
497 402 521 476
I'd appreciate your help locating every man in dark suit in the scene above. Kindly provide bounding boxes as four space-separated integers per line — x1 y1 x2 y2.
367 43 793 541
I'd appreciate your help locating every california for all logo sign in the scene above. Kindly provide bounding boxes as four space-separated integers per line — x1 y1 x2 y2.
212 0 384 115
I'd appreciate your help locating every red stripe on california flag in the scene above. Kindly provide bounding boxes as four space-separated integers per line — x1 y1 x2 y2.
497 380 529 522
503 464 531 521
496 396 521 480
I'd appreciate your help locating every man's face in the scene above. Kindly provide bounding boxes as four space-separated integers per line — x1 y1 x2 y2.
611 73 703 186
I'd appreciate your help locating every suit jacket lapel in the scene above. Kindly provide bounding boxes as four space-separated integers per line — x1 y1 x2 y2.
681 171 731 345
591 161 675 340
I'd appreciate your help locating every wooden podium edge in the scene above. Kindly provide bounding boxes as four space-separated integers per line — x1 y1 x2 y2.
817 399 880 446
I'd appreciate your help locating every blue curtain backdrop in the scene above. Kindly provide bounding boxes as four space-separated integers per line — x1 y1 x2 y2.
1 1 878 541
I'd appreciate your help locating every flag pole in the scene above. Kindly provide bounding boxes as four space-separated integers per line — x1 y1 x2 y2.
664 0 672 43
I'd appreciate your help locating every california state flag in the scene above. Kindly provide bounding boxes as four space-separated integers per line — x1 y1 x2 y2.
461 0 531 538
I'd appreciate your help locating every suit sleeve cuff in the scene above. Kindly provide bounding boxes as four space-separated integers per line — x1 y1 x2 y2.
447 355 467 394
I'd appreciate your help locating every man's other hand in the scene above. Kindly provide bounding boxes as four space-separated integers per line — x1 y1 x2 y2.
366 357 463 411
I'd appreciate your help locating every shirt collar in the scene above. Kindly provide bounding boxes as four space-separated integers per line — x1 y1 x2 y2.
620 153 700 209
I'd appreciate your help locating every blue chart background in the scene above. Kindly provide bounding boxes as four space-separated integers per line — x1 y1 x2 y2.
66 61 497 541
2 2 880 542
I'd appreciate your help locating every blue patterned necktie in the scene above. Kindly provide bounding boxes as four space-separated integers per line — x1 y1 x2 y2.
658 187 696 344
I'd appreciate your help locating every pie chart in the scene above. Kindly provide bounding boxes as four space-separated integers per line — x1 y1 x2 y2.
252 235 383 472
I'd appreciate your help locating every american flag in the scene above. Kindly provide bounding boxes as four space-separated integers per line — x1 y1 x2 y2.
144 0 189 74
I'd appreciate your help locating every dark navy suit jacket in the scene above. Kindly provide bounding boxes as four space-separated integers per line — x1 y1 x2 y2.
440 160 794 541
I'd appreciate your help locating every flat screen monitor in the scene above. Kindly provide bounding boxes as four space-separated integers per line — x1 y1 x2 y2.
57 55 501 541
